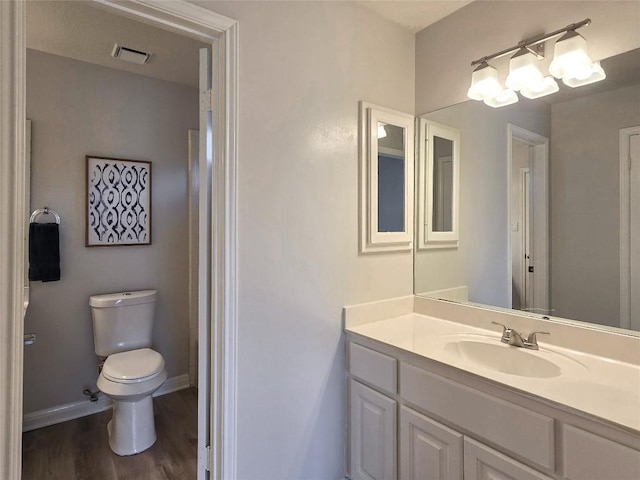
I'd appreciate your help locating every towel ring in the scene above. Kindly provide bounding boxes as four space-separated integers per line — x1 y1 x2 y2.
30 207 61 224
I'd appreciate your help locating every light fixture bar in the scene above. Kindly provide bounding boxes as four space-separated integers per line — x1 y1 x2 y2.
470 18 591 67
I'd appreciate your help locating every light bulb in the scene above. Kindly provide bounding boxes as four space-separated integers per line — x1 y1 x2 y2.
506 48 544 92
549 30 593 80
521 76 559 99
563 61 606 87
483 88 519 108
467 62 502 101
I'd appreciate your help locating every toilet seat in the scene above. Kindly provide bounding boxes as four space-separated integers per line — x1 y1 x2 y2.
102 348 164 384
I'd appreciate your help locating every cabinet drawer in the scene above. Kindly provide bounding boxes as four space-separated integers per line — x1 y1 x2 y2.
400 362 554 470
562 425 640 480
349 343 397 395
464 437 553 480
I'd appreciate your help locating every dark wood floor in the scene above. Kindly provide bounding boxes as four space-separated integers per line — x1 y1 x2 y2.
22 388 197 480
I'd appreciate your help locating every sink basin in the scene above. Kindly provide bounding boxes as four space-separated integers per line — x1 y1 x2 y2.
443 339 563 378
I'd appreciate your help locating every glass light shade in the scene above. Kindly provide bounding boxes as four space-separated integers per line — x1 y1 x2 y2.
549 31 593 80
520 76 560 99
505 49 544 92
467 63 502 101
483 88 519 108
377 123 387 139
563 61 606 87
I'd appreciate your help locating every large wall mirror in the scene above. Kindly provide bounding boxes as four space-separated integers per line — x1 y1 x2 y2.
414 47 640 333
360 102 414 253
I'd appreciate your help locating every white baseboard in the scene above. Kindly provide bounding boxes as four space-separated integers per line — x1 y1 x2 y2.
22 374 190 432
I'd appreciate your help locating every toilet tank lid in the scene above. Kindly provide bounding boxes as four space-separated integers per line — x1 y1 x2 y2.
89 290 157 308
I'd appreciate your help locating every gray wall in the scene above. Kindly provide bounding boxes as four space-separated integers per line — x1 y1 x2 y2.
24 49 197 413
196 1 415 478
550 83 640 326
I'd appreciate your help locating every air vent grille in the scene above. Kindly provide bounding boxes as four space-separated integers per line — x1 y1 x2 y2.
111 44 152 65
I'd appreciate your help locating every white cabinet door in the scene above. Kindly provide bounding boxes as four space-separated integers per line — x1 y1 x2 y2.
350 380 397 480
399 406 463 480
464 438 553 480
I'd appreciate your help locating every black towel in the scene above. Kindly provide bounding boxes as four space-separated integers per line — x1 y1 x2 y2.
29 223 61 282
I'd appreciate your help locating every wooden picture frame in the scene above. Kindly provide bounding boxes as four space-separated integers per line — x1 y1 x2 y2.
86 156 152 246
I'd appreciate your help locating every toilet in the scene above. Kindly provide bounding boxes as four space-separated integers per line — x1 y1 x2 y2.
89 289 167 456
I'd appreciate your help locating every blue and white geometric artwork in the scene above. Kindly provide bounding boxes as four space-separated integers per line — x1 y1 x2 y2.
86 156 152 246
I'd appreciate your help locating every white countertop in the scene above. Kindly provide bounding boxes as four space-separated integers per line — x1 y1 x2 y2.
347 312 640 434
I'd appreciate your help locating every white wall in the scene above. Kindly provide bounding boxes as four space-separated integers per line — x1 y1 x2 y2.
194 1 415 478
24 49 197 413
416 1 640 114
414 100 550 308
550 83 640 326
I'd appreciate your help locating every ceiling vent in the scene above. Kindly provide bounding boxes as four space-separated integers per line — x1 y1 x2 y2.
111 44 152 65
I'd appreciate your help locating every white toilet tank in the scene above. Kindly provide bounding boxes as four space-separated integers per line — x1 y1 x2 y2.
90 290 157 357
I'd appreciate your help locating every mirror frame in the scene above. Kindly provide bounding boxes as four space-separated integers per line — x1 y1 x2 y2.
359 101 414 254
417 118 460 249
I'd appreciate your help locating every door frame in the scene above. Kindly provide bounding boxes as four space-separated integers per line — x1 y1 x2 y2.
620 126 640 330
0 1 238 479
507 124 549 314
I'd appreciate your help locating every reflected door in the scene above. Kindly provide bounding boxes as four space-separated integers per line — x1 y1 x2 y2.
630 133 640 329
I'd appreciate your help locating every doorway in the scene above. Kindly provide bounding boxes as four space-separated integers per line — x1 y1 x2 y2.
507 124 549 315
620 126 640 330
0 2 238 479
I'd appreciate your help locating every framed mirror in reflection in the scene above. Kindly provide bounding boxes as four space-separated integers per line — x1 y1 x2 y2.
417 119 460 249
414 48 640 333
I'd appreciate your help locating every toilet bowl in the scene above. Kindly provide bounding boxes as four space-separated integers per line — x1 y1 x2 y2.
97 348 167 456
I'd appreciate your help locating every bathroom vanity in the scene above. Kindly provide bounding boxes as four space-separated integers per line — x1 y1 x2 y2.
344 296 640 480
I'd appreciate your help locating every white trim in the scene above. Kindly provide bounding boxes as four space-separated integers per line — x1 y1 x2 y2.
620 126 640 330
22 374 190 433
93 0 234 39
0 2 26 479
359 101 414 253
507 124 549 315
24 120 31 319
520 167 531 309
188 129 199 387
2 2 239 479
221 21 239 480
197 46 213 480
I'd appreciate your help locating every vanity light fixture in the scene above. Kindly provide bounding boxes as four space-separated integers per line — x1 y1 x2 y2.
467 19 605 107
377 123 387 139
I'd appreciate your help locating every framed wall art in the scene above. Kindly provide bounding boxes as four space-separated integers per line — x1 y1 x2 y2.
86 156 152 246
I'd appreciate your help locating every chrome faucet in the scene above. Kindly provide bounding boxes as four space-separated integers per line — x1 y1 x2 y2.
491 322 550 350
